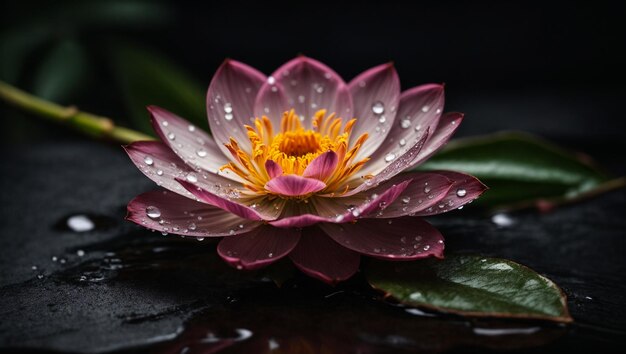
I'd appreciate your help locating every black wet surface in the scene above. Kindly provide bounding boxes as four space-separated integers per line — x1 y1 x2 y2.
0 141 624 353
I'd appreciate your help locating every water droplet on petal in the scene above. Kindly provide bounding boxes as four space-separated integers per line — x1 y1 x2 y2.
424 186 431 193
399 139 406 146
146 206 161 219
378 115 386 123
223 103 233 113
197 237 205 241
188 222 197 231
144 156 154 166
385 153 396 162
167 132 176 140
188 124 196 132
401 119 411 129
372 101 385 115
156 170 163 176
196 149 207 157
186 173 198 183
76 249 85 257
224 113 234 121
162 121 169 127
456 188 467 197
401 196 411 204
267 76 276 85
421 105 430 112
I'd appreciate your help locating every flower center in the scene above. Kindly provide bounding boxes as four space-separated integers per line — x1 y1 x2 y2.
221 109 370 195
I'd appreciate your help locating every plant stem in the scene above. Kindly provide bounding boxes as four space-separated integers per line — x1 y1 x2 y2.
0 80 154 144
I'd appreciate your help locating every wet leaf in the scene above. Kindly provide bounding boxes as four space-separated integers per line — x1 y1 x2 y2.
32 40 88 102
111 44 206 135
416 131 613 209
366 254 572 322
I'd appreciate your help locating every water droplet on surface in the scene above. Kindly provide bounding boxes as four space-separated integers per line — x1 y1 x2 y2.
143 156 154 166
267 76 276 85
197 237 204 241
372 101 385 115
51 256 58 262
399 139 406 146
196 149 207 157
223 103 233 113
491 213 515 227
186 173 198 183
385 153 396 162
224 113 234 121
423 245 430 251
421 105 430 112
401 119 411 129
424 186 431 193
378 115 386 123
67 215 95 232
31 265 38 270
268 252 274 258
373 248 381 253
188 223 197 231
298 95 305 103
76 250 85 257
401 196 411 204
161 121 169 127
146 206 162 219
456 188 467 197
188 125 196 132
156 170 163 176
167 132 176 140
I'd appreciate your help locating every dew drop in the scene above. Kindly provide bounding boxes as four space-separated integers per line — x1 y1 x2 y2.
197 237 205 241
167 132 176 140
146 206 161 219
421 105 430 112
401 196 411 204
162 121 169 127
378 115 386 123
66 214 95 232
186 173 198 183
424 186 431 193
423 245 430 251
224 113 234 121
267 76 276 85
399 139 406 146
401 119 411 129
156 170 163 176
188 222 197 231
188 124 196 132
456 188 467 197
385 153 396 162
76 249 85 257
223 103 233 113
372 101 385 115
196 149 207 157
144 156 154 166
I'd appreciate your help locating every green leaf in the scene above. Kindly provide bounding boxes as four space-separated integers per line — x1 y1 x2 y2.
0 25 50 83
366 255 572 322
32 40 88 102
111 44 206 135
416 131 613 208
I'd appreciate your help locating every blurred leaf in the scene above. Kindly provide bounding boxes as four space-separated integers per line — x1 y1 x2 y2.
66 0 172 29
0 25 50 83
111 44 206 135
416 131 612 209
366 255 572 322
32 40 88 102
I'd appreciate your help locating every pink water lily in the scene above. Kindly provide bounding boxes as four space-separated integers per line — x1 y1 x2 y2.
125 57 486 284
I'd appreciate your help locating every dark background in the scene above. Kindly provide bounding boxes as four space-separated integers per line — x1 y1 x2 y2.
2 1 626 148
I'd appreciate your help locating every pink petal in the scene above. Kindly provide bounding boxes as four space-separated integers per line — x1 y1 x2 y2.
124 141 237 199
207 59 266 155
348 63 401 159
176 178 269 221
362 84 445 176
302 151 338 181
289 227 360 284
370 171 454 218
147 106 241 182
269 179 410 228
217 225 301 270
410 112 464 167
265 160 283 179
414 170 487 215
343 128 431 196
320 216 444 260
254 56 353 126
126 189 261 237
265 175 326 197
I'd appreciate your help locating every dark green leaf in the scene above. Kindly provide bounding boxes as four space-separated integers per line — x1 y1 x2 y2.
111 44 206 135
366 255 572 322
0 25 50 83
32 40 88 102
416 132 612 208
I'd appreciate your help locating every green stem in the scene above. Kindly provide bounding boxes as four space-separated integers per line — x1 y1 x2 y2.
0 80 154 144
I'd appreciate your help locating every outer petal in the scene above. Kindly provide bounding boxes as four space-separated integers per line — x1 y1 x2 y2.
207 59 266 156
148 106 241 182
367 171 454 218
217 225 301 270
124 141 238 199
289 226 360 284
254 56 353 127
343 128 430 196
302 151 338 181
410 112 464 167
363 84 445 176
348 63 401 159
265 175 326 197
413 170 487 215
126 189 261 237
176 178 271 221
320 216 444 260
269 179 410 228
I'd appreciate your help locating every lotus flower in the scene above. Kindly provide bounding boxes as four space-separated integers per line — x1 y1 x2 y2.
125 57 486 284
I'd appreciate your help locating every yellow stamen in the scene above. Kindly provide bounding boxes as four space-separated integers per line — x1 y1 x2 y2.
221 108 369 197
